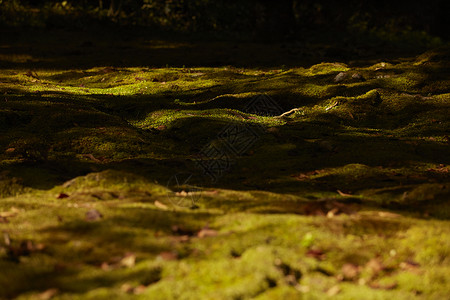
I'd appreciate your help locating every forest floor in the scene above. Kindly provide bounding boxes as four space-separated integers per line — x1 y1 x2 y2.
0 27 449 299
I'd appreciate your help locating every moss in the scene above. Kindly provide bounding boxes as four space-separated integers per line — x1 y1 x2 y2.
0 41 449 299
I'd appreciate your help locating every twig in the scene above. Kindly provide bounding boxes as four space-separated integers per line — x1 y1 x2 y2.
275 108 302 118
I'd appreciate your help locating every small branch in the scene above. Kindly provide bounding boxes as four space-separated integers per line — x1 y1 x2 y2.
275 108 302 118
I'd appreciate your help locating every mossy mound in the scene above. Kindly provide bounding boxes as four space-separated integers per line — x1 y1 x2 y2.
0 35 449 298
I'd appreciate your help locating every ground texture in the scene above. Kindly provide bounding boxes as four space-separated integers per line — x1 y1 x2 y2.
0 29 449 299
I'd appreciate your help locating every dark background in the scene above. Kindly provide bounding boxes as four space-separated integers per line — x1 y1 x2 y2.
1 0 448 41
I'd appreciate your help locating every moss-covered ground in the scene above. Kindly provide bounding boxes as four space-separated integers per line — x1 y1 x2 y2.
0 28 449 299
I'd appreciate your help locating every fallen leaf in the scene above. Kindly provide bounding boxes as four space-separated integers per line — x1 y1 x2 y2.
339 263 360 281
306 249 326 260
337 190 353 197
295 285 310 293
285 274 299 286
334 72 347 83
154 201 168 210
175 190 188 197
171 225 195 236
304 200 358 217
351 73 365 81
101 67 116 73
120 253 136 268
377 211 402 218
38 288 58 300
3 232 11 246
366 258 385 277
170 235 190 242
427 165 449 173
0 207 21 218
400 260 421 274
22 240 34 252
120 283 134 293
204 190 219 195
56 193 69 199
358 278 367 285
35 243 46 251
227 110 245 119
134 285 147 294
100 262 110 271
293 173 310 181
158 251 178 261
82 154 102 162
85 209 102 221
326 208 339 218
327 285 341 296
197 228 218 238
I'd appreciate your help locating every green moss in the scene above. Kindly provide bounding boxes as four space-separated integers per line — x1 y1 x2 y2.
0 43 449 299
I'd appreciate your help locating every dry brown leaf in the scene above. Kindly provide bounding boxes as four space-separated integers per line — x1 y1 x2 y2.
295 285 310 293
85 209 102 221
293 173 310 181
326 208 339 218
0 207 21 218
120 253 136 268
197 228 218 238
120 283 134 293
400 260 421 274
134 285 147 294
101 67 116 73
327 285 341 296
337 190 353 197
377 211 402 218
204 190 218 195
154 200 168 210
340 263 360 281
56 193 69 199
171 225 195 236
38 288 58 300
35 243 46 251
304 200 358 217
366 258 385 276
427 165 449 173
158 251 178 261
3 232 10 246
82 154 101 162
306 249 326 260
170 235 190 243
175 190 188 197
100 262 110 271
